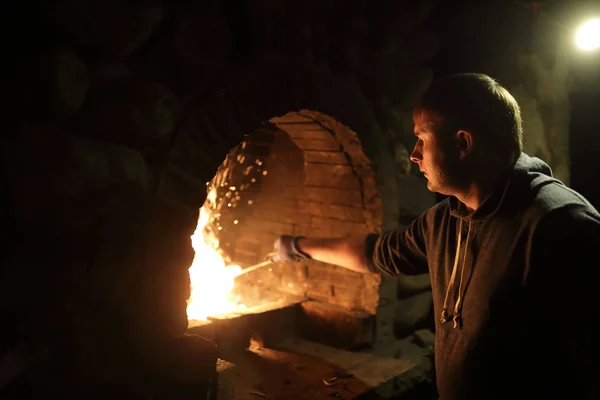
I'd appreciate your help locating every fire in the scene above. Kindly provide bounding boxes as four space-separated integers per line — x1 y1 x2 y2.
186 188 245 321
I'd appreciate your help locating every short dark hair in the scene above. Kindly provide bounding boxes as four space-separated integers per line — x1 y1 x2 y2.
414 73 523 164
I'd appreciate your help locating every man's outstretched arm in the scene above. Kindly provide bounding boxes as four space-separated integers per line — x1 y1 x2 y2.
272 208 432 276
275 235 371 273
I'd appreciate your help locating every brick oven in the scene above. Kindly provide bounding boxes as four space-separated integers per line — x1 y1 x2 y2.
187 110 399 350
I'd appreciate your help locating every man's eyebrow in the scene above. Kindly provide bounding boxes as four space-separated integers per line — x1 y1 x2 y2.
414 125 432 135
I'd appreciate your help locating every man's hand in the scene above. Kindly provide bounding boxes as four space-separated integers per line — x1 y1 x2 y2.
272 235 311 262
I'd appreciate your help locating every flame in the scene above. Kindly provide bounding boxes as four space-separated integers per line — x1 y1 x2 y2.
186 188 245 321
248 332 264 351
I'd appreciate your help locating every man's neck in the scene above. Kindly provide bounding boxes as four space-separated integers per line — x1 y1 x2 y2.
459 184 493 213
456 167 512 213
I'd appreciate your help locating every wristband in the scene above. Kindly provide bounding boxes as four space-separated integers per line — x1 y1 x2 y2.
291 236 312 260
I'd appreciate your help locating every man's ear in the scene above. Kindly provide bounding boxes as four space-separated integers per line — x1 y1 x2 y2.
456 130 473 159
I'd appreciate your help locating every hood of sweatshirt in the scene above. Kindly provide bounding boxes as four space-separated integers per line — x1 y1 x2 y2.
448 153 556 222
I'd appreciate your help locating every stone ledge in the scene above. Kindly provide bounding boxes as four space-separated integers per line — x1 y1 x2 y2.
214 359 236 400
298 300 375 350
276 337 432 399
411 329 435 351
187 294 304 353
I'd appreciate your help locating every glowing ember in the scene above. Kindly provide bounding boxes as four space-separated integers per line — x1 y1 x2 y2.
186 188 245 321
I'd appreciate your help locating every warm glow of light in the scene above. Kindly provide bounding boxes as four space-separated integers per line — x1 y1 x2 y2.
248 334 264 351
576 19 600 51
186 188 245 321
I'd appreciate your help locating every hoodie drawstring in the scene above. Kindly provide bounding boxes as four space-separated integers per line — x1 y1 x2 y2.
440 220 472 329
440 220 462 325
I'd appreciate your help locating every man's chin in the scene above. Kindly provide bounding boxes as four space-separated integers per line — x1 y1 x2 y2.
425 180 436 193
426 180 447 195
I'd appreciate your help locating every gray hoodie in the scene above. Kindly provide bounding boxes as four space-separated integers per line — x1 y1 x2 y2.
366 153 600 399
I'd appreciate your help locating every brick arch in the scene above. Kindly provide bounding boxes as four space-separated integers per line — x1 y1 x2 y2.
161 57 386 212
198 110 383 314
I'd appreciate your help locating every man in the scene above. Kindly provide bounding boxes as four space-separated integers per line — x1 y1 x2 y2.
273 73 600 399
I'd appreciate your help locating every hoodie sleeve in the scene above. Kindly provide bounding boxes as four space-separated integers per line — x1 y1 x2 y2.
364 208 430 276
529 206 600 397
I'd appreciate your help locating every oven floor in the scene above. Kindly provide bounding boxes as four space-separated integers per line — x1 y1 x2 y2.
229 345 375 400
223 337 432 400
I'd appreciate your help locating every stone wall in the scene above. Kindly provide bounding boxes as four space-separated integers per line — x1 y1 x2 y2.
510 15 571 184
1 0 437 396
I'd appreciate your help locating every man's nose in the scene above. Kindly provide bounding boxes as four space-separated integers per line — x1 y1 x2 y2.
410 145 422 164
